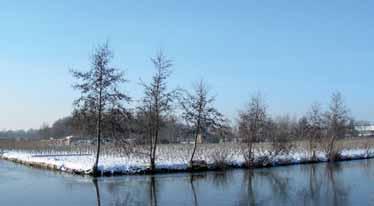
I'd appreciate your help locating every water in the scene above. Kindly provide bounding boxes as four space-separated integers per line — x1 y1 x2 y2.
0 159 373 206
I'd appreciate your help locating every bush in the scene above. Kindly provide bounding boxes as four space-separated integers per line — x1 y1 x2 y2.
242 147 255 168
211 148 231 169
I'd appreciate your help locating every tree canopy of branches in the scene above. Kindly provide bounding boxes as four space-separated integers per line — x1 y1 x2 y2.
238 93 267 166
180 80 224 165
139 51 174 171
71 42 130 175
324 91 350 161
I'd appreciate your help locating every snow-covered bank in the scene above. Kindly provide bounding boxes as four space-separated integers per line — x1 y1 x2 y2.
1 146 374 176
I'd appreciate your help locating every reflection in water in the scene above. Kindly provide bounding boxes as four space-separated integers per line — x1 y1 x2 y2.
246 170 256 206
80 160 372 206
363 159 374 179
325 163 350 206
299 163 323 206
238 170 256 206
294 163 351 206
308 164 322 204
260 169 290 205
189 175 198 206
92 178 101 206
149 176 157 206
92 177 152 206
210 171 232 189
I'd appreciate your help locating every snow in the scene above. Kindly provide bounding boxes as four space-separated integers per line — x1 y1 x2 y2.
1 146 374 175
339 148 374 159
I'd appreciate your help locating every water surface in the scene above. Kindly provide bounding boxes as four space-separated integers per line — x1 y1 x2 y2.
0 159 373 206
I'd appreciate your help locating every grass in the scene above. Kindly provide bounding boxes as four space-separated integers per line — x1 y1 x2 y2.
1 137 373 161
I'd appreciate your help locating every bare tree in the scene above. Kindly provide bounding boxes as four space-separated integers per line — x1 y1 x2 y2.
306 103 324 160
324 92 350 161
139 51 174 171
180 80 224 165
238 93 267 166
71 42 130 175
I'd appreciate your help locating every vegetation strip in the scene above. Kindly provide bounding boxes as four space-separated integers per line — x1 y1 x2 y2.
1 147 373 177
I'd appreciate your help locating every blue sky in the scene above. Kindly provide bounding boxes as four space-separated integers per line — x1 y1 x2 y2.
1 1 374 130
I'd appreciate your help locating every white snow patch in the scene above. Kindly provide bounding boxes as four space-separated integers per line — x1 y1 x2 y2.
1 147 373 175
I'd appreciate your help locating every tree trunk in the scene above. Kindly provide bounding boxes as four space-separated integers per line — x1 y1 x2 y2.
151 115 160 172
151 130 158 171
190 124 200 165
328 135 336 161
148 105 154 172
93 110 102 176
248 119 257 167
309 134 317 161
248 140 253 160
149 130 154 172
93 88 102 176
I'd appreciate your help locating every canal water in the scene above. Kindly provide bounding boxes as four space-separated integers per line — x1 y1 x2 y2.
0 159 373 206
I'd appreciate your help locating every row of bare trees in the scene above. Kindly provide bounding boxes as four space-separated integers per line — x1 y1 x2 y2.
66 42 357 173
71 43 225 174
238 91 353 166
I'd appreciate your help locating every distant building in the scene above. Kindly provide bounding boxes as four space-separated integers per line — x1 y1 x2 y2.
64 136 94 145
355 125 374 137
45 136 94 146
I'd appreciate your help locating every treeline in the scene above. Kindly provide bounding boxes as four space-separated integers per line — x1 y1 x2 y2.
0 129 40 139
0 117 75 140
0 113 228 143
238 92 359 164
67 42 367 171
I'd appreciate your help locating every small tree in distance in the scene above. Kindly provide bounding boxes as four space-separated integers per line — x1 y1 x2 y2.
238 93 267 167
324 91 350 161
71 42 130 175
180 80 224 165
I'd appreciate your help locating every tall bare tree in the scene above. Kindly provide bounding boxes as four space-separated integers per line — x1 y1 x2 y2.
71 42 130 175
140 51 174 171
238 93 267 166
324 92 350 161
180 80 224 165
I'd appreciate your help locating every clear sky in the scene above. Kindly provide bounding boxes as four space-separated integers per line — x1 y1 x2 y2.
1 1 374 130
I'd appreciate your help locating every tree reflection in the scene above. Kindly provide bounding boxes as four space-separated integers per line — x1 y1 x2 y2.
258 170 290 205
210 171 232 189
92 177 148 206
295 162 351 206
89 161 358 206
308 164 322 204
325 163 350 206
92 178 101 206
296 163 323 206
238 170 257 206
149 176 157 206
188 173 207 206
189 174 198 206
362 159 374 179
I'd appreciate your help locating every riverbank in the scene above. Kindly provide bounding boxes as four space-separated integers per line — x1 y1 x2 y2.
1 144 374 176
